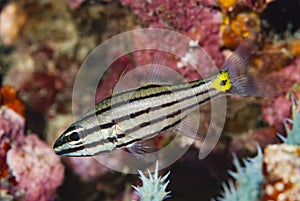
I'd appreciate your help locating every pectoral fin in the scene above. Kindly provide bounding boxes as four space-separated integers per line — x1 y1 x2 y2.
127 139 157 161
175 112 204 140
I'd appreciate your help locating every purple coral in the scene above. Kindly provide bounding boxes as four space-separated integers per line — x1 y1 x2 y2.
0 107 64 201
120 0 224 67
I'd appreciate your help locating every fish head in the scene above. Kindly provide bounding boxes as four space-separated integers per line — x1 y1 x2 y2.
53 123 89 156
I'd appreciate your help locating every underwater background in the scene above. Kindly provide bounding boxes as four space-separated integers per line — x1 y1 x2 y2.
1 0 300 200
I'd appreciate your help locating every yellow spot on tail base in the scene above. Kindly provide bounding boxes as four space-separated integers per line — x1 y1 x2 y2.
211 71 232 92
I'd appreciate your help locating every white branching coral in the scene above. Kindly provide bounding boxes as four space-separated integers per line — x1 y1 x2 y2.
132 162 171 201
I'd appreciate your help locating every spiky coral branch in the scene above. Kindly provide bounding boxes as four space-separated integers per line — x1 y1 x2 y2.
278 94 300 145
215 94 300 201
132 162 171 201
214 147 264 201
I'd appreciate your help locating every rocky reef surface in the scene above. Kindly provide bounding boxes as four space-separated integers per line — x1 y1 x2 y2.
0 0 300 200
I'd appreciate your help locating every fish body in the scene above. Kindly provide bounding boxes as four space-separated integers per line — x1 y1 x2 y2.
53 38 266 157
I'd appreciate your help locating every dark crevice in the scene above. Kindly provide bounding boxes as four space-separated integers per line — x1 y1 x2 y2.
261 0 300 37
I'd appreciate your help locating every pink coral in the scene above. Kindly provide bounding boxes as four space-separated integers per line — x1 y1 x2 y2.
7 134 64 201
262 96 291 133
0 107 64 201
0 107 25 143
120 0 224 67
262 58 300 133
272 58 300 90
0 107 25 184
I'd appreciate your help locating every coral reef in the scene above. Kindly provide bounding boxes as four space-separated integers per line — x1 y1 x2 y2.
120 0 225 69
0 86 64 201
214 147 264 201
279 95 300 145
262 96 291 133
215 95 300 201
0 86 25 116
0 107 24 201
132 162 171 201
0 0 300 200
0 106 64 201
7 134 65 201
0 103 24 143
262 99 300 198
262 144 300 201
221 11 260 49
262 58 300 133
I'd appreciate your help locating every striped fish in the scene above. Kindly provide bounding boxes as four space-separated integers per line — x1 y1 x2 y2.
53 38 266 157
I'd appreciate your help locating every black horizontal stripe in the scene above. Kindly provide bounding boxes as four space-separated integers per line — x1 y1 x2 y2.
134 84 164 92
55 145 85 155
61 136 118 156
98 121 115 129
130 108 151 119
81 91 221 153
119 93 215 135
116 138 141 148
114 118 183 150
113 84 163 97
84 89 212 135
77 77 213 123
82 119 185 155
128 88 172 103
117 133 126 138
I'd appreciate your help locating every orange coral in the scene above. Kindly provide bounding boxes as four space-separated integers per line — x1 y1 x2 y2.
288 39 300 57
221 10 260 49
0 86 25 116
219 0 238 12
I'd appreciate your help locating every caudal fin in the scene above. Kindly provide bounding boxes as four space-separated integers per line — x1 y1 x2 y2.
222 36 275 97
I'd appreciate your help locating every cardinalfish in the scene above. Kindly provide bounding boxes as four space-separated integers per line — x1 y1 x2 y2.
53 38 268 157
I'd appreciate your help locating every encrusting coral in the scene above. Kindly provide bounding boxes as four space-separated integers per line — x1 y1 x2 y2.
0 86 64 201
1 0 300 200
262 144 300 200
214 94 300 201
0 86 25 116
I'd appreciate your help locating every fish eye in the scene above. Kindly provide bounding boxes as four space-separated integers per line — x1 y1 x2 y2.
220 80 227 86
66 132 80 142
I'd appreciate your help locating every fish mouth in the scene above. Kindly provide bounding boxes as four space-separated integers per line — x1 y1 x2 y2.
53 135 66 154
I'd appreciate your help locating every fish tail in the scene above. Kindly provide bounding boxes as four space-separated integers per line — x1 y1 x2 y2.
212 36 274 97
